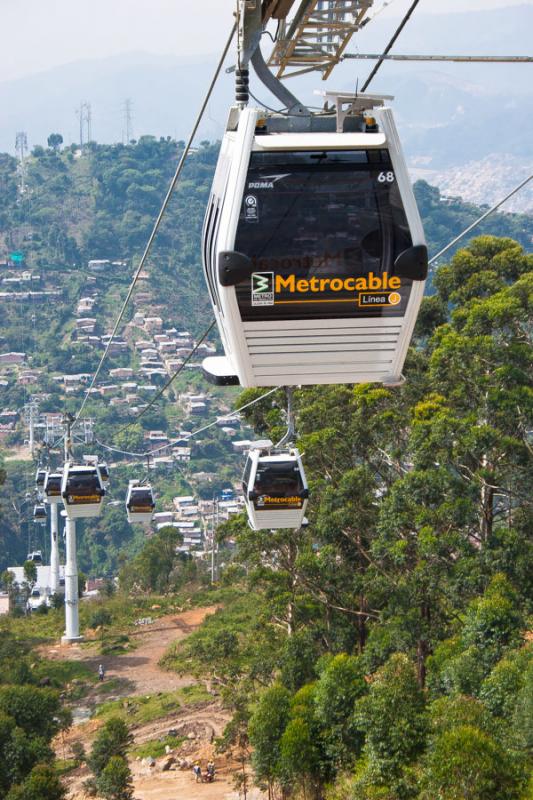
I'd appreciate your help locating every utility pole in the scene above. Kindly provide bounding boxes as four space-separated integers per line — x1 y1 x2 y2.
77 103 84 148
210 496 219 584
49 501 60 595
85 103 92 143
24 398 39 459
15 132 28 195
124 98 133 144
61 413 82 644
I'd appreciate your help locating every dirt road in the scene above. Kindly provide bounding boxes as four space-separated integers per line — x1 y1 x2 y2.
45 606 264 800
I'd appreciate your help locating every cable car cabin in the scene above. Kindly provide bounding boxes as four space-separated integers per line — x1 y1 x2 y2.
125 481 155 524
98 463 110 484
242 448 308 530
201 102 428 388
61 464 105 520
44 472 62 502
35 468 48 490
27 550 43 564
33 504 47 522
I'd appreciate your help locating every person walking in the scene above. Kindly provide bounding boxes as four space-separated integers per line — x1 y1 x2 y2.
193 762 202 783
98 663 105 682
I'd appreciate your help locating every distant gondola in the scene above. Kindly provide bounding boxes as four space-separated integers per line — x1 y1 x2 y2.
61 463 105 520
35 468 48 490
125 480 155 524
98 463 110 484
33 504 47 522
242 447 308 530
43 472 62 502
27 550 43 564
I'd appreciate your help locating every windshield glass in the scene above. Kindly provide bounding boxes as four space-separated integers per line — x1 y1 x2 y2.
46 476 62 494
129 489 154 508
235 149 412 321
253 460 304 509
66 471 100 493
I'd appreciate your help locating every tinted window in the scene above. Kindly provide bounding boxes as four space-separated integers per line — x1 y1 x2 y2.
253 460 304 497
242 455 253 494
129 489 154 508
66 472 100 492
235 149 413 321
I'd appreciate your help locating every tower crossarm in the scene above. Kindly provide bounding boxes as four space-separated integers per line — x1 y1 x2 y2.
266 0 374 80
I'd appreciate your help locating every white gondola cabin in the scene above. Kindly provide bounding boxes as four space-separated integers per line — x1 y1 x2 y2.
35 468 48 490
202 100 427 388
33 503 47 522
61 463 105 519
98 463 110 484
44 472 62 503
125 481 155 524
242 447 308 530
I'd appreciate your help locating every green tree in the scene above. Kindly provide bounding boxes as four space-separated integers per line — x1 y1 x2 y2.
314 653 366 769
119 527 182 593
248 684 291 794
6 763 66 800
88 718 133 777
96 756 134 800
420 725 522 800
23 561 37 586
355 654 427 786
0 685 70 740
46 134 63 151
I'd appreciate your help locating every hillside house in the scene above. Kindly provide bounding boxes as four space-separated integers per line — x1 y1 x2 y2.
99 384 119 397
153 512 174 525
88 259 110 272
144 317 163 333
0 352 25 365
0 410 18 424
146 431 168 443
110 367 134 380
189 401 207 416
173 446 191 462
173 495 195 511
135 340 154 352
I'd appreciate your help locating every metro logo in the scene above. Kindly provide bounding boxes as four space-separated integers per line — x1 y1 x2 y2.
252 273 272 294
275 272 401 294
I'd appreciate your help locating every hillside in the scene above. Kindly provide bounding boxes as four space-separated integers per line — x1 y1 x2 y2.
0 138 532 575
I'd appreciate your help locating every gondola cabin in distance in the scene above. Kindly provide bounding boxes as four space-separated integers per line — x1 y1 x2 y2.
61 463 105 520
202 97 428 388
242 447 308 531
125 480 156 525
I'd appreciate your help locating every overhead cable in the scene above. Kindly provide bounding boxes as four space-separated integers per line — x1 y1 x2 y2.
114 320 217 435
361 0 421 92
428 173 533 265
94 386 280 461
72 21 237 428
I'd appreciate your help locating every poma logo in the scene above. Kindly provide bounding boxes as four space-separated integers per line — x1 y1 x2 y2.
251 272 274 306
248 173 291 190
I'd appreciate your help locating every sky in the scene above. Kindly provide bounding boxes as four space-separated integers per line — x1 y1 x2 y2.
1 0 531 82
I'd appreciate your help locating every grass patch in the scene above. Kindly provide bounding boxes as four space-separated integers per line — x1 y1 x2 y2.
55 759 79 776
0 607 66 644
160 589 268 677
0 593 188 647
34 659 96 687
130 735 186 759
95 684 210 726
101 633 132 656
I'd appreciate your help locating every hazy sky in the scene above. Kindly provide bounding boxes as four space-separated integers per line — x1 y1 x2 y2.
1 0 531 82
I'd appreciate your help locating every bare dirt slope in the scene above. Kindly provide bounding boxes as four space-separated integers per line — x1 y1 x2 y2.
45 606 216 695
45 606 265 799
